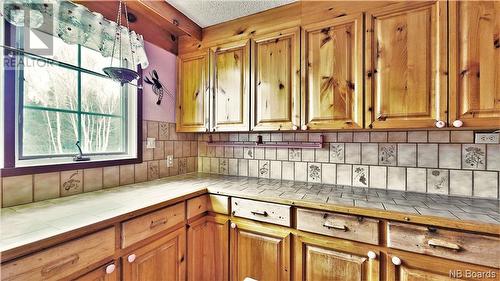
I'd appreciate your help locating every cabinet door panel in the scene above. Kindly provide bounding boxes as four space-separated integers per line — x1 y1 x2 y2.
294 234 379 281
177 51 209 132
74 263 118 281
365 1 447 128
302 14 363 130
231 219 291 281
211 40 250 132
123 227 185 281
187 216 229 281
251 28 300 131
449 1 500 127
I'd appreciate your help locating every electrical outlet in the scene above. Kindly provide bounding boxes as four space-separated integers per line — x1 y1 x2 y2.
475 133 499 144
146 138 156 148
166 155 173 167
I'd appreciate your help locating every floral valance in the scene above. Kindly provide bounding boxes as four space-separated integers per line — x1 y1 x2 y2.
2 0 149 68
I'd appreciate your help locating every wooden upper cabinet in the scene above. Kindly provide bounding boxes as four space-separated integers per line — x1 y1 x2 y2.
210 40 250 132
365 1 448 129
449 1 500 128
231 219 291 281
123 227 186 281
302 14 364 130
294 234 380 281
251 27 301 131
177 51 209 132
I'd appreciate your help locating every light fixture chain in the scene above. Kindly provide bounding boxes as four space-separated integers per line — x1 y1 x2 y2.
123 2 136 69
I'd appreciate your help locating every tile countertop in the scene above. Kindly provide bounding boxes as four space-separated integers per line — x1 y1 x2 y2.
1 173 499 255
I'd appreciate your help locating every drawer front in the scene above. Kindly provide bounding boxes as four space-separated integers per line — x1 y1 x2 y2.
387 222 500 268
122 202 185 248
1 227 115 281
296 208 380 245
231 198 291 227
187 194 229 219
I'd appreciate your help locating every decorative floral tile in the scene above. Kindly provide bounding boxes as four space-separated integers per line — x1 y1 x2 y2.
259 160 270 178
244 147 254 159
61 170 83 197
462 144 486 170
329 143 344 163
379 144 396 166
427 169 449 195
219 158 228 175
352 165 368 187
158 122 169 140
308 163 321 183
148 161 160 180
289 148 302 161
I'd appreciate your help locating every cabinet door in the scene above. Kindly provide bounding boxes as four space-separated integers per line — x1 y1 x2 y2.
230 219 291 281
251 27 300 131
365 1 448 129
177 51 210 132
74 263 118 281
210 40 250 132
123 227 186 281
302 14 364 130
386 252 499 281
187 215 229 281
294 234 379 281
449 1 500 127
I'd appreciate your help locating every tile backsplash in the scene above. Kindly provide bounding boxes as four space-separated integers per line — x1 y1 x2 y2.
0 121 197 207
197 131 499 199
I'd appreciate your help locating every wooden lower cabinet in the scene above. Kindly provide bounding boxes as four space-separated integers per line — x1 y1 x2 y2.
294 233 380 281
122 227 186 281
230 219 291 281
386 251 499 281
187 215 230 281
74 262 118 281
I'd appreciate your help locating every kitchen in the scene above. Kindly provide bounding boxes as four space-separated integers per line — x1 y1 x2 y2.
0 0 499 280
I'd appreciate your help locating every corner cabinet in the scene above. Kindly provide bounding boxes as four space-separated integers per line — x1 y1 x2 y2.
302 14 364 130
251 27 301 131
230 219 291 281
365 1 448 129
449 1 500 128
210 40 251 132
177 51 210 132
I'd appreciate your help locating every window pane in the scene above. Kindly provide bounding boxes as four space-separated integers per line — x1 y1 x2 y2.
35 35 78 66
22 108 78 156
23 57 78 110
81 115 123 153
81 73 123 115
81 46 120 75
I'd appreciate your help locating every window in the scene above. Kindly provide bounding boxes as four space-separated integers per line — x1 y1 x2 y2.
11 29 139 167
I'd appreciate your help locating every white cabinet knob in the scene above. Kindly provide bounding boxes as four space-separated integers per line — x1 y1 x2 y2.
367 251 377 259
230 222 237 229
452 120 463 128
301 125 308 130
435 120 446 128
105 264 116 274
391 256 401 265
128 254 136 263
292 125 298 130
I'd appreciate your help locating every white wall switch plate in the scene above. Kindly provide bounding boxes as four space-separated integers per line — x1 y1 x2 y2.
146 138 156 148
475 133 499 144
166 155 173 167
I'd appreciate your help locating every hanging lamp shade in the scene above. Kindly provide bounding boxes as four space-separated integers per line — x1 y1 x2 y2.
103 66 139 86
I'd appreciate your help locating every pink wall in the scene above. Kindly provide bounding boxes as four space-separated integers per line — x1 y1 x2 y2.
142 41 177 122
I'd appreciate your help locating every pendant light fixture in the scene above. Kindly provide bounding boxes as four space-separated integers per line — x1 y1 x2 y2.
103 0 140 86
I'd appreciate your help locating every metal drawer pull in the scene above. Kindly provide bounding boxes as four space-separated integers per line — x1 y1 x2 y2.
150 218 167 229
428 239 461 251
251 210 268 217
322 222 348 231
41 254 80 277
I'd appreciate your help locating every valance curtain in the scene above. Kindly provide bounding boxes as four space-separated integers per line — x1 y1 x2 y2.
3 0 149 69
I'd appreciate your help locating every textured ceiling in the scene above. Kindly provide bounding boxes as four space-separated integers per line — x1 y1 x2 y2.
166 0 297 28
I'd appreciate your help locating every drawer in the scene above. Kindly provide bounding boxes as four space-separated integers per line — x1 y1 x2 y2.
122 202 185 248
231 198 291 227
187 194 229 219
296 208 379 245
1 227 115 281
387 222 500 268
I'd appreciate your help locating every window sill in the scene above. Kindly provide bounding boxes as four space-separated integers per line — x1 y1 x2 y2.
1 156 142 177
